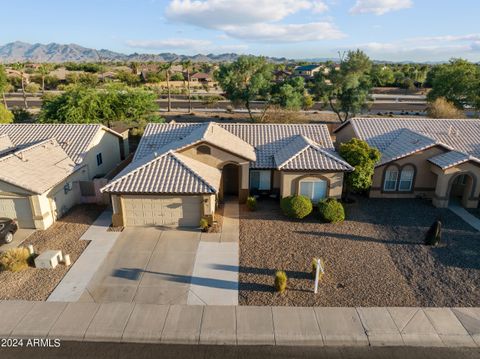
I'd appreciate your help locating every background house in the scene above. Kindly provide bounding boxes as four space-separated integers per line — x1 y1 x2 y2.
0 124 126 229
334 118 480 209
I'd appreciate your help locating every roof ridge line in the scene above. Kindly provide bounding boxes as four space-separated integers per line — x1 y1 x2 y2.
275 135 310 169
172 152 217 193
0 137 60 163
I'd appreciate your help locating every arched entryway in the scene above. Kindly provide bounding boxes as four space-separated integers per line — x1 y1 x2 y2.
448 173 475 207
221 163 240 199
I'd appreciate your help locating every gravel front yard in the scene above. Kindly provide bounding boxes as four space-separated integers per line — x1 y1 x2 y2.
0 205 105 301
239 198 480 307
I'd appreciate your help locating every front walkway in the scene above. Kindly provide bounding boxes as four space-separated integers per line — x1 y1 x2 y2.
449 203 480 231
47 210 121 302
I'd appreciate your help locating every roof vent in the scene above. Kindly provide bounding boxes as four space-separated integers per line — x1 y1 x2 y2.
154 152 158 157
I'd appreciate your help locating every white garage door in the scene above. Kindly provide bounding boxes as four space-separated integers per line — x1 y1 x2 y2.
0 196 35 228
123 195 202 227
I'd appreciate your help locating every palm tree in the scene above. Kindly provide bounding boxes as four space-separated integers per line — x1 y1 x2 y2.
11 63 28 109
159 62 172 112
181 60 192 113
38 64 53 94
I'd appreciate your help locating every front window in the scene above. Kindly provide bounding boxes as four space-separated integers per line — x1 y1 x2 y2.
384 167 398 191
398 166 414 191
299 179 327 203
250 170 271 191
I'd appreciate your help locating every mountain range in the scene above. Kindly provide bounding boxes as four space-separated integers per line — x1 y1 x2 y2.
0 41 292 63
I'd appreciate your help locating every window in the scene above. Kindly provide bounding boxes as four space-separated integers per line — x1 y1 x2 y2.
299 179 327 203
96 153 103 166
197 145 211 155
383 167 398 191
250 170 271 191
398 166 414 191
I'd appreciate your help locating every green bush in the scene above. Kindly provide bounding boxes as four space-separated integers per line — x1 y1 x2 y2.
280 195 312 219
0 104 13 124
274 271 287 293
424 220 442 246
199 217 209 231
0 248 31 272
311 258 325 281
246 196 257 211
318 198 345 223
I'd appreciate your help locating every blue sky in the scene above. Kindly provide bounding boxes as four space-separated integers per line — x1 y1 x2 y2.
1 0 480 61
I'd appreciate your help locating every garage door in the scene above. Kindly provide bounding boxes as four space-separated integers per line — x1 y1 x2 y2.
0 196 35 228
123 195 202 227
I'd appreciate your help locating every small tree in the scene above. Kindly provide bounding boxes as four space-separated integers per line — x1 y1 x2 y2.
11 63 28 109
339 138 381 194
427 97 465 119
0 65 8 109
159 62 173 112
37 64 53 94
181 60 193 113
0 104 13 123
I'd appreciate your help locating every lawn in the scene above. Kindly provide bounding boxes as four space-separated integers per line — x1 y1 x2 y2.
0 205 105 301
239 198 480 307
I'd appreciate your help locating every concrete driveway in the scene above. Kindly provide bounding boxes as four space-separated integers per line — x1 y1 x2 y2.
80 227 201 305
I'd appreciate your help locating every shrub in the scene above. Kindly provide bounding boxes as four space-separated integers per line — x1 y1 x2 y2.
199 217 209 232
311 258 325 281
25 82 40 93
0 248 31 272
274 271 287 293
246 196 257 211
318 198 345 223
0 104 13 124
427 97 465 119
424 219 442 246
280 195 312 219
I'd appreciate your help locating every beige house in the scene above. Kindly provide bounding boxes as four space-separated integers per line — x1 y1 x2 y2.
0 124 126 229
334 118 480 209
102 122 353 227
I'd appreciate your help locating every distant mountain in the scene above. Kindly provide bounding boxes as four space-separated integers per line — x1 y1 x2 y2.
0 41 290 63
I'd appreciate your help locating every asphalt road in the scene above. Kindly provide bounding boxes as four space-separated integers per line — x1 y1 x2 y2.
0 342 479 359
5 98 428 114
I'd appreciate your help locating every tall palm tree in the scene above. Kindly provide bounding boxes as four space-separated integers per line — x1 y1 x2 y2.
181 60 192 113
11 63 28 109
38 63 53 94
159 62 172 112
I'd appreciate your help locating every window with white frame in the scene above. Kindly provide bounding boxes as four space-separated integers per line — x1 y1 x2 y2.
299 179 327 203
250 170 271 191
398 166 414 191
383 167 399 191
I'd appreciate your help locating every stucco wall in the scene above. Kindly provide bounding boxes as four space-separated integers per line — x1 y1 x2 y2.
334 123 357 148
370 146 446 199
83 130 122 179
179 143 249 169
280 171 344 200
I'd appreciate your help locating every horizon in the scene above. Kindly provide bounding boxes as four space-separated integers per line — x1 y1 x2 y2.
1 1 479 63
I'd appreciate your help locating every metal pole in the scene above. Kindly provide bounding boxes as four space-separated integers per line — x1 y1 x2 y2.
314 258 321 294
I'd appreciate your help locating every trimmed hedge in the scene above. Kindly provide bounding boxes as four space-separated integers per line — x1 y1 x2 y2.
318 198 345 223
280 195 313 219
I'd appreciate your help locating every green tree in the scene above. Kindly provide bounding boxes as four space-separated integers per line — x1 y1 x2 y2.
427 59 480 111
39 84 158 128
271 77 308 111
159 63 173 112
116 70 141 86
215 55 274 122
11 63 28 109
0 65 8 109
339 138 381 194
37 64 53 94
181 60 193 113
370 65 395 87
0 104 13 123
312 50 372 122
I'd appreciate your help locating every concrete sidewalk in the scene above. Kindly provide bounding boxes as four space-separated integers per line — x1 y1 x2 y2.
449 203 480 232
1 302 479 348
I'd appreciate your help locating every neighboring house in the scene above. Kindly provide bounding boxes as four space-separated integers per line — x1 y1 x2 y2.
334 118 480 209
190 72 212 83
0 124 126 229
102 122 353 228
273 69 292 83
293 65 323 78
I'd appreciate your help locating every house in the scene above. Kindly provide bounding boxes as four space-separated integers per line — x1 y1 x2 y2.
273 69 292 83
102 122 353 227
0 124 126 229
190 72 212 83
334 118 480 209
293 64 323 78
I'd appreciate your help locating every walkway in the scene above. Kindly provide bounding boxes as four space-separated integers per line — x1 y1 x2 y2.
188 200 239 305
449 203 480 232
1 302 479 347
47 210 121 302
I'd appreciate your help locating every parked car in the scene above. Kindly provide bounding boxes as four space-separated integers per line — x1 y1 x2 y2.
0 218 18 244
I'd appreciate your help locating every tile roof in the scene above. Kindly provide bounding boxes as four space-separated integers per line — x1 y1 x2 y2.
102 150 221 194
336 118 480 168
428 151 480 170
0 139 78 194
0 134 14 155
0 124 121 164
274 135 353 171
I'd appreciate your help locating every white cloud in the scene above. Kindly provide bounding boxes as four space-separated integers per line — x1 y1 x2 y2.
164 0 339 42
350 0 412 15
126 38 212 50
223 22 344 42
